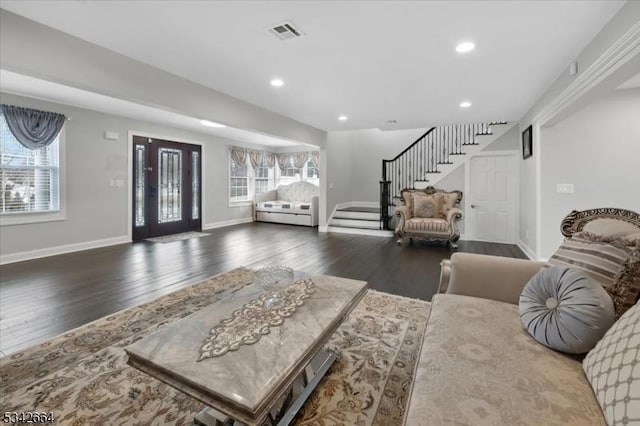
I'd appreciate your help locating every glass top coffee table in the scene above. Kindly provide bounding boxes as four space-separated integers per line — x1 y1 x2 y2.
125 273 367 425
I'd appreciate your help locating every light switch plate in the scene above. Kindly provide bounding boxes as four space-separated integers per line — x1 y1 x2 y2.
556 184 574 193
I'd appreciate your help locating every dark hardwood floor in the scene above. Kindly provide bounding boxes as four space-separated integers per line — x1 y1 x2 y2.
0 222 526 355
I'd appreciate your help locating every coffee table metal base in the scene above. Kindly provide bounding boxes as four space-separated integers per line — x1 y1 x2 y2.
194 349 337 426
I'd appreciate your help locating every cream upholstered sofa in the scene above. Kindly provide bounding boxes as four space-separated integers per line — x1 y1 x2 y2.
395 187 463 248
255 181 319 227
404 208 640 425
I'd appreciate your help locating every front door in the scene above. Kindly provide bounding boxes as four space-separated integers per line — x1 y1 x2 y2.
467 153 517 243
132 136 202 240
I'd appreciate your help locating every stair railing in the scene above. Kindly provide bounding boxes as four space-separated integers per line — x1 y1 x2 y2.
380 122 499 230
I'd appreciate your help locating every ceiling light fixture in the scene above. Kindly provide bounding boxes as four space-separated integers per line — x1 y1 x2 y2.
338 115 348 121
459 101 472 108
456 42 475 53
270 78 285 87
200 119 226 128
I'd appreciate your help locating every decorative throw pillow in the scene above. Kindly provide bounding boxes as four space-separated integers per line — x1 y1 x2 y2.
519 266 615 354
412 193 443 218
583 301 639 426
548 233 639 317
440 192 459 218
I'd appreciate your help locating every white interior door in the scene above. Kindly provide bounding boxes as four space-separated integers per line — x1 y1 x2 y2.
467 154 517 243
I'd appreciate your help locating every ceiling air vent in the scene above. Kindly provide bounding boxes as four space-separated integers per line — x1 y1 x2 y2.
268 21 304 41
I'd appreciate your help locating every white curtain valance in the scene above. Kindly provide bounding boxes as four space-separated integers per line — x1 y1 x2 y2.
292 152 309 169
230 147 248 166
248 150 263 171
229 146 318 171
309 151 320 168
276 153 291 171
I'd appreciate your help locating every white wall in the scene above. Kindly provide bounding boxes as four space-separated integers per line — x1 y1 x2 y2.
0 92 266 259
517 1 640 258
539 88 640 258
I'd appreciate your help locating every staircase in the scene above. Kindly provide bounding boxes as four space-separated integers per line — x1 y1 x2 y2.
380 121 511 229
327 205 392 236
325 121 512 236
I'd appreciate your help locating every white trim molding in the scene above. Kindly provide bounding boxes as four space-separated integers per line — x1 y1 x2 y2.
203 217 253 230
0 235 130 265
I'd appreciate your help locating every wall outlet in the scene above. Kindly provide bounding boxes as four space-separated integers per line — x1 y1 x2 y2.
109 179 115 187
115 179 124 188
556 184 574 193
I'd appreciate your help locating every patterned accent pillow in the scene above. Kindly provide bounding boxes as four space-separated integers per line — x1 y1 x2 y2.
548 234 639 317
412 193 443 218
583 301 639 426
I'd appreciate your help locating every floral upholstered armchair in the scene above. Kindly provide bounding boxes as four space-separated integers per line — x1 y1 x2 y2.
395 186 463 248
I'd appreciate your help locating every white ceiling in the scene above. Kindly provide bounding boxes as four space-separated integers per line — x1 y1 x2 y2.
0 70 312 148
0 1 626 131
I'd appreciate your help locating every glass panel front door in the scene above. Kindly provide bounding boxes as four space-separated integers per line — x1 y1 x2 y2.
132 137 201 240
158 148 182 223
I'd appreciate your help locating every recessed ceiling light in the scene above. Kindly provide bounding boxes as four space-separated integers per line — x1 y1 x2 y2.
270 78 285 87
200 119 226 128
338 115 348 121
456 42 475 53
459 101 472 108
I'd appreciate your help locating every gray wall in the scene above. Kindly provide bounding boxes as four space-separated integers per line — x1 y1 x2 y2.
0 10 326 147
539 88 640 259
517 1 640 257
0 92 261 256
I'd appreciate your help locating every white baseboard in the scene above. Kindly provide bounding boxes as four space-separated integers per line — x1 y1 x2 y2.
318 225 329 233
203 217 254 230
327 226 393 237
517 240 537 260
0 235 131 265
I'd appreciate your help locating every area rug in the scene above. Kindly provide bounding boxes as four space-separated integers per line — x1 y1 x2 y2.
0 268 430 425
145 231 212 244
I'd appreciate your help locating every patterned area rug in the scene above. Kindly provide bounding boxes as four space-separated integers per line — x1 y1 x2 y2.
145 231 212 244
0 268 430 425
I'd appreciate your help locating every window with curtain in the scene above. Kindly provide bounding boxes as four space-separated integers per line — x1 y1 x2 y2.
229 154 249 202
254 156 274 196
278 157 301 186
304 159 319 186
0 114 60 214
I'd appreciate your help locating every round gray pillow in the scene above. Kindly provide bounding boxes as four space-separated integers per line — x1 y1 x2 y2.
519 266 615 354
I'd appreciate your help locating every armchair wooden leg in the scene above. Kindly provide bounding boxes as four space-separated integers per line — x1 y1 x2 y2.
449 239 458 250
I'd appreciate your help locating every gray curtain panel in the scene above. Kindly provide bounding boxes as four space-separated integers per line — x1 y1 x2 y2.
1 104 66 150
